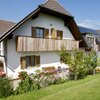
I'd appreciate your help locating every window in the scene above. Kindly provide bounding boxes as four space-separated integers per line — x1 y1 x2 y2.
57 30 63 39
86 36 95 46
26 56 35 66
51 28 57 39
36 28 44 38
32 27 49 38
51 28 63 39
20 55 40 69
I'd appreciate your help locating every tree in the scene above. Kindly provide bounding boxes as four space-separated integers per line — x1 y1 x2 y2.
59 46 71 64
59 46 86 81
97 57 100 66
69 49 86 80
87 51 98 75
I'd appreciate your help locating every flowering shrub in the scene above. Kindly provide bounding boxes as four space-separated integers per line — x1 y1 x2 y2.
18 71 28 80
15 71 67 95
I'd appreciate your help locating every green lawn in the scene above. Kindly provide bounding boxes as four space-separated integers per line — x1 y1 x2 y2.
1 74 100 100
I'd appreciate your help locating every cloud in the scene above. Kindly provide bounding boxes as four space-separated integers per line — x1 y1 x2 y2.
77 20 100 29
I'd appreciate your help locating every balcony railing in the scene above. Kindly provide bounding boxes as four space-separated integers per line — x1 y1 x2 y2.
16 36 79 52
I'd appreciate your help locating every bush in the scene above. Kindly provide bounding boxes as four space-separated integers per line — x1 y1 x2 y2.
0 77 14 98
14 76 34 95
15 71 68 95
18 71 28 80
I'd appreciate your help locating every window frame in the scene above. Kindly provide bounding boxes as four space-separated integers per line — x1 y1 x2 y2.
36 27 44 38
20 55 40 69
86 35 95 46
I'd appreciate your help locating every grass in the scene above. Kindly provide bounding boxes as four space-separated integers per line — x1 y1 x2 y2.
1 74 100 100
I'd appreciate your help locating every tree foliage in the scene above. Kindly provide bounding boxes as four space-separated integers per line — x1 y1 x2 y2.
59 46 98 80
97 57 100 66
0 77 14 98
86 51 98 75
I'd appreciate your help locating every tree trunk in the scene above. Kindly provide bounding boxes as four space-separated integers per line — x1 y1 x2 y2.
74 73 77 81
93 69 95 75
74 69 77 81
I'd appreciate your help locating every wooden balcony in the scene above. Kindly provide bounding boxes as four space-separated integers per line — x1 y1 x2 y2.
16 36 79 52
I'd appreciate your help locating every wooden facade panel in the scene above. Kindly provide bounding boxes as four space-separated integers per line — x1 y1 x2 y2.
16 37 79 52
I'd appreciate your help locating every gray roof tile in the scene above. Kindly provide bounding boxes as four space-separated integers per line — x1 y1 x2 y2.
0 20 16 37
41 0 72 17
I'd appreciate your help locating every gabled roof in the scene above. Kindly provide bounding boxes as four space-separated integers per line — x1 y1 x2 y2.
0 20 16 37
40 0 72 17
96 30 100 34
0 0 87 48
78 26 100 45
78 26 99 35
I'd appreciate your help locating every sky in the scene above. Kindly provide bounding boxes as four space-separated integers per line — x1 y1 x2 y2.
0 0 100 29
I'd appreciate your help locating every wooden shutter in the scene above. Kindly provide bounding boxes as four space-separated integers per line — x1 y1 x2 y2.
44 29 49 38
20 57 26 69
57 30 63 39
51 28 57 39
16 36 18 51
35 56 40 67
31 27 36 38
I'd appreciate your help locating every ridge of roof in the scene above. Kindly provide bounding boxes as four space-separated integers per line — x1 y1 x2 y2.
40 0 73 17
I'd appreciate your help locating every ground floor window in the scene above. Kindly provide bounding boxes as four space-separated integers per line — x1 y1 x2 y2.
20 55 40 69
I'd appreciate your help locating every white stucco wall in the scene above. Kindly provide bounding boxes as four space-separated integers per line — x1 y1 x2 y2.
13 13 74 39
0 42 4 56
6 13 73 78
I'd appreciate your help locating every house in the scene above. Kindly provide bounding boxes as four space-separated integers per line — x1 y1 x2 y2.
78 26 100 56
0 20 16 76
0 0 87 78
0 20 16 59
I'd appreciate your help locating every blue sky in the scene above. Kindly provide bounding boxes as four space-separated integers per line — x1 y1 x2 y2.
0 0 100 29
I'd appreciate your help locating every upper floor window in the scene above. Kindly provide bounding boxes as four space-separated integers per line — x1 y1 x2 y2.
51 28 63 39
31 26 63 39
86 35 95 46
36 28 44 38
57 30 63 39
32 27 49 38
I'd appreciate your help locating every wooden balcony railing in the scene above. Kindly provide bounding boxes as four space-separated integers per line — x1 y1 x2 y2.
16 36 79 52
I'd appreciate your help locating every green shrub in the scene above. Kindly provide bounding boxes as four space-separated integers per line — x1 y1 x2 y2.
0 77 14 98
14 76 34 95
54 77 66 84
15 71 67 95
18 71 28 80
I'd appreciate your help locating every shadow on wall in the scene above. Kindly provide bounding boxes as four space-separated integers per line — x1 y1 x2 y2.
0 60 4 68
